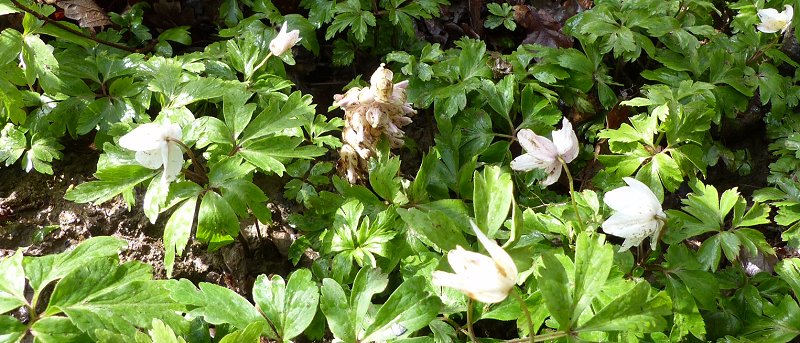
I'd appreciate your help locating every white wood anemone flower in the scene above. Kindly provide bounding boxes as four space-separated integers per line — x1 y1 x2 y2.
119 122 184 183
510 117 579 186
269 22 301 56
431 221 518 304
601 177 667 252
757 5 793 33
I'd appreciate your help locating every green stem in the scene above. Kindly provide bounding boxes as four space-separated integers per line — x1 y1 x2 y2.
558 156 583 240
511 288 534 343
248 52 274 82
467 299 478 343
747 36 781 65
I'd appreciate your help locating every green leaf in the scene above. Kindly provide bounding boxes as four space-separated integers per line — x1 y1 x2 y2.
577 282 670 333
396 208 468 252
0 250 26 315
473 165 513 237
253 269 319 341
168 279 268 333
196 191 239 250
29 316 90 343
570 232 614 328
163 197 198 278
64 165 155 205
777 258 800 298
744 296 800 342
23 236 128 294
0 124 26 167
45 258 182 340
0 315 25 343
369 154 406 204
319 278 356 343
361 276 442 341
218 321 264 343
240 136 326 176
326 0 375 42
21 33 62 94
535 253 571 329
535 232 613 330
148 319 186 343
0 29 21 66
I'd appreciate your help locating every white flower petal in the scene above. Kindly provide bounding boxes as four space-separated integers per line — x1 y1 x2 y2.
552 118 579 162
541 163 563 186
517 129 557 157
623 177 662 212
162 142 184 182
135 149 163 169
603 178 658 216
469 221 517 281
511 153 553 172
119 123 166 151
447 247 498 275
431 271 509 304
757 6 793 33
602 177 665 251
269 22 301 56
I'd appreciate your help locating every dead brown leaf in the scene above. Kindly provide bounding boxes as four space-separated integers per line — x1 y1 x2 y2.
56 0 111 28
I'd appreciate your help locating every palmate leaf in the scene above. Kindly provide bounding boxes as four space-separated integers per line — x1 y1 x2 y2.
326 0 375 42
23 236 128 295
253 269 319 342
536 232 613 331
320 268 440 342
0 123 26 168
21 133 63 174
169 279 270 336
44 257 183 340
239 136 326 176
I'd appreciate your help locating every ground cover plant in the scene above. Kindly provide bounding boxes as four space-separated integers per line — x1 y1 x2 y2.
4 0 800 341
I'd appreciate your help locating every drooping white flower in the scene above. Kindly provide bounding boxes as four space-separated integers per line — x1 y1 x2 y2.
119 122 184 183
432 221 518 304
269 22 301 56
757 5 794 33
510 117 579 186
601 177 667 252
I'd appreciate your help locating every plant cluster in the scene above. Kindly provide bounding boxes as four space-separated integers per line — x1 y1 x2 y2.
4 0 800 342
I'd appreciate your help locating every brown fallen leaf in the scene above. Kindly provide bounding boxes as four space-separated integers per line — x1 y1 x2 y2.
56 0 111 28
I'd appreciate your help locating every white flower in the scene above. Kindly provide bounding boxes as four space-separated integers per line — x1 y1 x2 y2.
757 5 794 33
432 221 518 304
269 22 301 56
510 117 579 186
601 177 667 252
119 122 184 183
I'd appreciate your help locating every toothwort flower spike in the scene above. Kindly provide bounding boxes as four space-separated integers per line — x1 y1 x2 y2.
269 22 301 56
119 121 184 183
511 117 578 186
431 221 518 304
757 5 794 33
601 177 667 252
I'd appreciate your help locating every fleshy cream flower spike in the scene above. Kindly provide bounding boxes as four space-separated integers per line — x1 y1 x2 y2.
511 117 579 186
269 22 301 56
431 220 518 304
119 121 184 183
333 64 416 183
757 5 794 33
601 177 667 252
